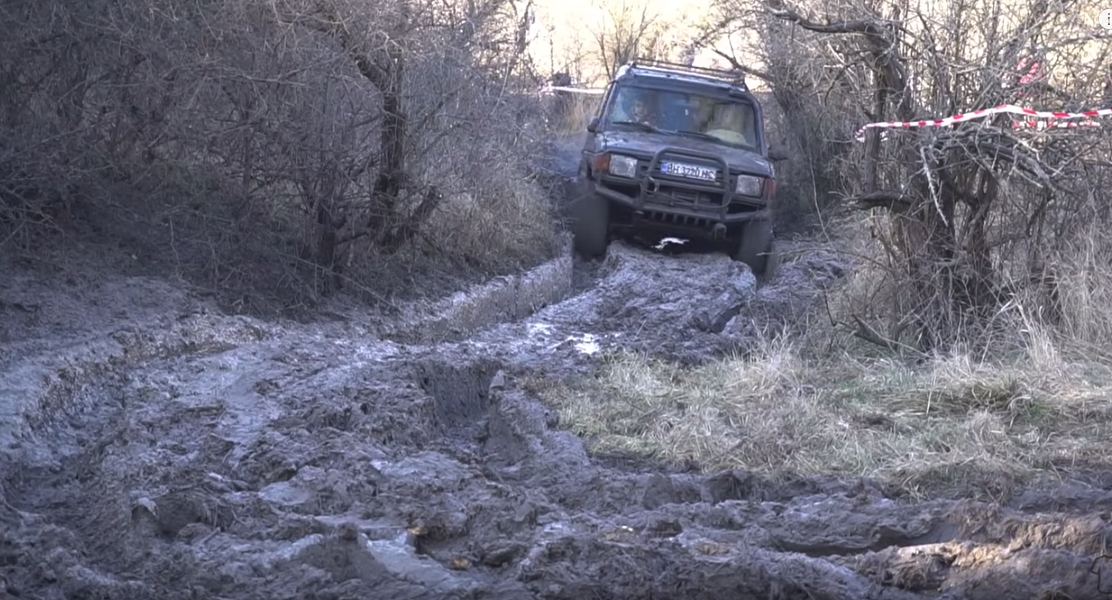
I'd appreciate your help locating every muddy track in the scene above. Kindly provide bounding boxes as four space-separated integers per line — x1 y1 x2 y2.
2 239 1111 600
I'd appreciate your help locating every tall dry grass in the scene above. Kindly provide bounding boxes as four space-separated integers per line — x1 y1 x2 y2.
532 198 1112 498
537 292 1112 501
547 93 603 135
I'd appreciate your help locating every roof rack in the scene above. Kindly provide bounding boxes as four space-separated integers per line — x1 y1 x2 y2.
625 58 748 90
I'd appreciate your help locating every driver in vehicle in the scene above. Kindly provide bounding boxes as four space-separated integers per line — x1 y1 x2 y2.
611 90 657 126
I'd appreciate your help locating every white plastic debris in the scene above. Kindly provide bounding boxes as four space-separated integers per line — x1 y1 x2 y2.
654 237 688 250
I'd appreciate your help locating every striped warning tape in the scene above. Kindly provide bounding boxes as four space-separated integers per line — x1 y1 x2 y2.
530 91 1108 137
854 104 1112 141
538 85 605 96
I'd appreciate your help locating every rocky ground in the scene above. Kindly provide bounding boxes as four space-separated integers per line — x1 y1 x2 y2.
2 139 1111 599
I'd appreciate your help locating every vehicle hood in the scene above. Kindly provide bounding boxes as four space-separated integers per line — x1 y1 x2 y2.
596 130 772 175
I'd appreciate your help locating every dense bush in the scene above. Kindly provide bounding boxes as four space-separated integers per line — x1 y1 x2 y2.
0 0 561 314
710 0 1112 354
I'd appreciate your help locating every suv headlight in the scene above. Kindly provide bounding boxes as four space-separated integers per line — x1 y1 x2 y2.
607 154 638 178
735 174 763 196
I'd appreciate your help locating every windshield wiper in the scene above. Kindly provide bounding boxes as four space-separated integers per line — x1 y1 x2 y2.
611 120 662 133
673 129 721 142
676 129 753 148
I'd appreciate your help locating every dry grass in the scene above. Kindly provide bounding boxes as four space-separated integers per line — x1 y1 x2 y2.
1051 217 1112 349
537 337 1112 499
406 129 561 275
424 179 559 271
548 93 602 135
534 221 1112 500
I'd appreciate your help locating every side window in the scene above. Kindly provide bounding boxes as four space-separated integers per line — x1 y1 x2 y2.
741 106 756 143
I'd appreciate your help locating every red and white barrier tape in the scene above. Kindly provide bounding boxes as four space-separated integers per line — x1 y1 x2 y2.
529 92 1107 137
854 104 1112 141
538 85 605 96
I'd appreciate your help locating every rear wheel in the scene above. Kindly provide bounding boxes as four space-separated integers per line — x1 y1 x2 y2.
572 191 611 258
733 217 775 278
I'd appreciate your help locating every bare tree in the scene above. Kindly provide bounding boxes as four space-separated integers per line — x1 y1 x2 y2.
708 0 1112 352
0 0 557 313
587 0 667 79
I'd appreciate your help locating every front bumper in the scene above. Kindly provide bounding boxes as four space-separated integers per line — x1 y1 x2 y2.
594 183 770 224
593 145 772 238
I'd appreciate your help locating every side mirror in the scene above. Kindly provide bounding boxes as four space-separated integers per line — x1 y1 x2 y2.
586 117 599 133
767 142 789 162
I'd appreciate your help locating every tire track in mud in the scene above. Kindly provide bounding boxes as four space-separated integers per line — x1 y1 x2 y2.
2 241 1111 600
430 241 762 371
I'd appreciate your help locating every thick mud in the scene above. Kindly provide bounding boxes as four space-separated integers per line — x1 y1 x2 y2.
440 240 762 369
3 236 1112 600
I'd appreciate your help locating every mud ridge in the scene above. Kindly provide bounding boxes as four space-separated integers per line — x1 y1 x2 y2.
382 234 574 344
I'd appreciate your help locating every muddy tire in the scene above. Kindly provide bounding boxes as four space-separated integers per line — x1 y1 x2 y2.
733 217 774 278
572 193 611 258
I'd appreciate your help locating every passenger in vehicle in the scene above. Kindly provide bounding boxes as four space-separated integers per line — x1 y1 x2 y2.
704 104 752 146
691 96 715 128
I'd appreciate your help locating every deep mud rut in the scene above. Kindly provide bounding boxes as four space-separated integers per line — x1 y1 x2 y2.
3 239 1112 600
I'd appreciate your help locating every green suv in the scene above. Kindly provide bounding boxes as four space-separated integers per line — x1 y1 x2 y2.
572 59 786 276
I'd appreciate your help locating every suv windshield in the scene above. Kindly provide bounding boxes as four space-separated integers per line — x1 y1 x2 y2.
604 84 757 149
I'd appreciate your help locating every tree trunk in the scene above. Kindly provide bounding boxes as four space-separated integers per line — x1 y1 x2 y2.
863 77 886 194
314 199 341 294
369 44 408 239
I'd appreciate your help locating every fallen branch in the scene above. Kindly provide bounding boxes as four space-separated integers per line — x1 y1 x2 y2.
849 191 911 212
851 314 920 355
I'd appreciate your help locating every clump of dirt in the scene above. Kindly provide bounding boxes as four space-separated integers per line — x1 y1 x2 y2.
724 236 851 342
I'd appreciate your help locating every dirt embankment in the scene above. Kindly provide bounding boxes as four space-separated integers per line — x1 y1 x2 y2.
3 233 1112 600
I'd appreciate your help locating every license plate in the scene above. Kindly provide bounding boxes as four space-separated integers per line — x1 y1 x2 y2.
660 161 717 181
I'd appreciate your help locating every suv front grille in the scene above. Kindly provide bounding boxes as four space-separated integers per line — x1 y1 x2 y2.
652 187 720 205
641 211 715 228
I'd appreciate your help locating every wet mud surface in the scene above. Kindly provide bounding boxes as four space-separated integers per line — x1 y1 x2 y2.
3 233 1112 599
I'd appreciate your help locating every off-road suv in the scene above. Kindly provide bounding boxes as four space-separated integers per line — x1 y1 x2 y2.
571 59 786 276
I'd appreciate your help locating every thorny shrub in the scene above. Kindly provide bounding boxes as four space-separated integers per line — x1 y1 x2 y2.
709 0 1112 355
0 0 561 315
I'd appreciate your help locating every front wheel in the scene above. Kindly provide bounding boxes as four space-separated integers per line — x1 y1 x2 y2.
733 217 775 279
572 192 611 258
